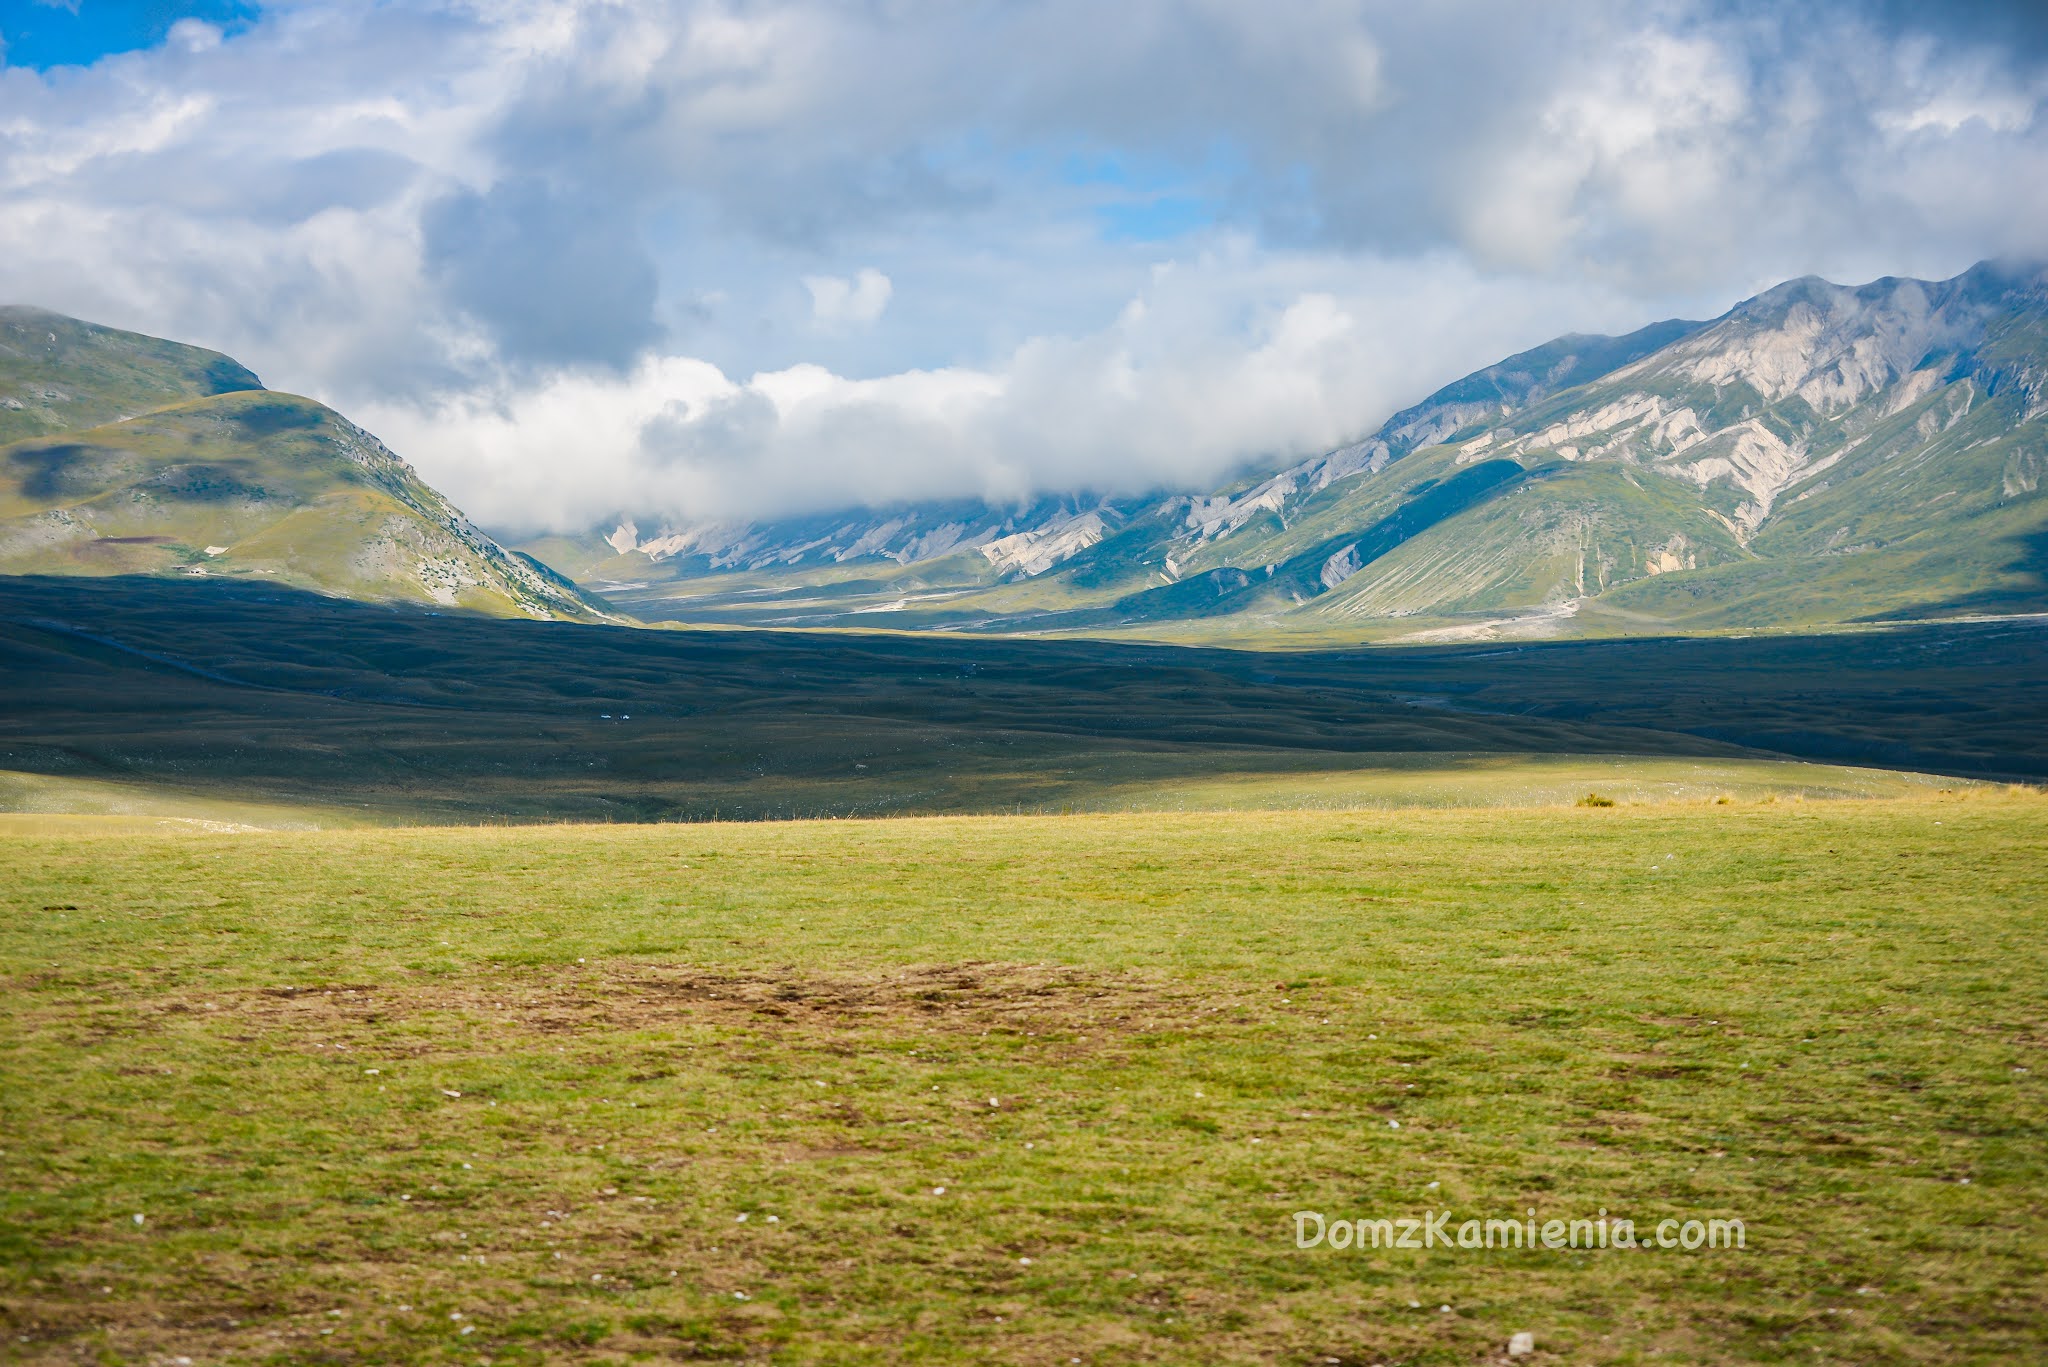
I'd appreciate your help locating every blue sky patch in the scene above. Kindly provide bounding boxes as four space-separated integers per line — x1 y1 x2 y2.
2 0 259 71
1049 148 1231 242
1094 194 1218 243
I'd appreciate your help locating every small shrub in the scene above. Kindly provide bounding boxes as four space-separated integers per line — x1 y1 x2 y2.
1577 792 1616 808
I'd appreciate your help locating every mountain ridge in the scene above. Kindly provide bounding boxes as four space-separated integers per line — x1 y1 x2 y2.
8 260 2043 644
520 315 1717 623
535 260 2048 642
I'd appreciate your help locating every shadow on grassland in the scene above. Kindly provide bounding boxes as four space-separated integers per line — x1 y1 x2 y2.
0 574 2042 821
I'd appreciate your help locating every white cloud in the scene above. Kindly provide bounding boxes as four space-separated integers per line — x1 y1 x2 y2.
1459 30 1751 272
168 20 225 55
803 268 892 326
1881 93 2035 134
364 246 1644 531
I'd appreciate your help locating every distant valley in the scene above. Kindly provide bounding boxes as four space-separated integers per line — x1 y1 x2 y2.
5 262 2044 646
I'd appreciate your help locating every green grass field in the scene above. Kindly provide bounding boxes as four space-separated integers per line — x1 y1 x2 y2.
4 793 2043 1364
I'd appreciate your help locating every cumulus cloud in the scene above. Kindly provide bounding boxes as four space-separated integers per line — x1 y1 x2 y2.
0 0 2044 531
803 268 892 327
167 20 225 55
362 247 1650 531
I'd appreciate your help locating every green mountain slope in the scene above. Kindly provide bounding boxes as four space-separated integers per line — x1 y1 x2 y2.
0 311 608 620
16 263 2044 643
0 305 262 446
536 262 2048 642
529 321 1710 629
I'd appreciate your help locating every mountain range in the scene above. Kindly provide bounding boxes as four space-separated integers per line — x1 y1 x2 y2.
4 261 2044 643
522 261 2048 642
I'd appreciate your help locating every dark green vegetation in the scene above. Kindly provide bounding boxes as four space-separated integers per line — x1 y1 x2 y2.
551 264 2048 643
1 574 2041 825
4 798 2043 1363
0 309 601 620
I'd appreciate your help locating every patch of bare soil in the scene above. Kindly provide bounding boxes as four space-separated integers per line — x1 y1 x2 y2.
3 963 1317 1365
181 960 1275 1052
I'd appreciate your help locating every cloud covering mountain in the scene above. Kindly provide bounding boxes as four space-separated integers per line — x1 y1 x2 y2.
3 0 2045 530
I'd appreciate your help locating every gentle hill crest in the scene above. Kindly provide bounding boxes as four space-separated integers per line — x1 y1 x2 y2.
0 305 262 445
0 310 608 621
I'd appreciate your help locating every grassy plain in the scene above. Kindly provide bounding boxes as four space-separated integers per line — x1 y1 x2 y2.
4 576 2044 830
3 794 2044 1364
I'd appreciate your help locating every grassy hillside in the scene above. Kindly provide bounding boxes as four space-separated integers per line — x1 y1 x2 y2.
0 386 608 620
536 319 1712 632
0 306 262 447
1118 269 2048 643
0 308 609 620
545 266 2048 644
3 794 2043 1364
1595 338 2048 629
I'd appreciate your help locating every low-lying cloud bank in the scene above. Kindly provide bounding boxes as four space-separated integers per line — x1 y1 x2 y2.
363 249 1633 528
